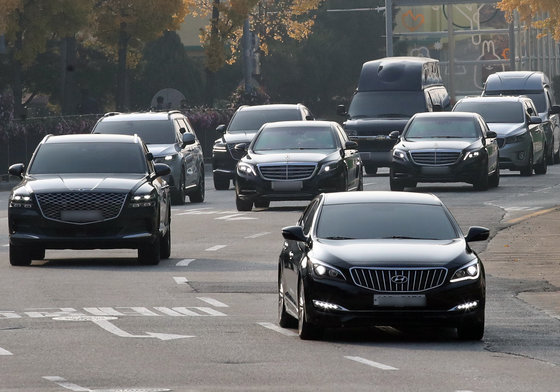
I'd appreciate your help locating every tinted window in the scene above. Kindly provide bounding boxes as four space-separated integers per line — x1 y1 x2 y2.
253 126 337 151
405 117 479 139
228 109 302 132
348 91 427 118
94 119 176 144
484 90 546 113
29 142 147 174
316 202 458 240
454 101 524 123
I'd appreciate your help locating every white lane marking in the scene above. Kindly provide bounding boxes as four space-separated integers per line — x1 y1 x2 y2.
344 356 399 370
257 322 298 337
505 206 540 211
176 207 213 215
42 376 91 391
225 216 257 221
193 307 227 316
205 245 226 251
245 231 270 239
176 258 195 266
83 307 125 316
173 277 189 284
0 347 13 356
197 297 229 308
91 319 193 340
215 214 245 220
2 244 9 247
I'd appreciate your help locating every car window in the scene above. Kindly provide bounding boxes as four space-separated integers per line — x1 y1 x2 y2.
453 101 524 123
405 117 479 139
316 202 458 240
93 119 176 144
348 91 427 118
29 142 147 174
253 126 337 151
300 199 319 235
228 109 302 132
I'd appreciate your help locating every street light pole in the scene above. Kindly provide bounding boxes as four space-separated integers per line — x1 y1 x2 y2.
385 0 393 56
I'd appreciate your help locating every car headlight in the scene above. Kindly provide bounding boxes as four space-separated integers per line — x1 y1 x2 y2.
505 132 527 145
319 161 339 174
237 162 257 176
450 260 480 282
130 192 157 208
392 148 408 161
309 258 346 281
164 154 176 161
463 150 482 160
10 194 33 208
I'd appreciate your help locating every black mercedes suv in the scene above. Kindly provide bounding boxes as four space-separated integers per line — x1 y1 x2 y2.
8 134 172 266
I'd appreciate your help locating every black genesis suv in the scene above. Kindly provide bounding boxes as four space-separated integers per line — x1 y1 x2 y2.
92 110 205 205
212 104 314 190
8 134 171 266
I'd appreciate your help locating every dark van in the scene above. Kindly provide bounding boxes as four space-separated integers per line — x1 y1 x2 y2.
482 71 560 163
337 57 451 174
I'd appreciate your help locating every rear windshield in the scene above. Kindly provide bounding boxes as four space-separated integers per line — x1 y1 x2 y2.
484 90 546 113
228 109 302 132
316 202 458 240
405 117 479 139
93 120 176 144
29 142 147 174
348 91 427 118
454 101 524 123
253 126 337 151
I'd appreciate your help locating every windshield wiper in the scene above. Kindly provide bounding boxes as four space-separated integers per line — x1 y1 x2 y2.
324 236 356 240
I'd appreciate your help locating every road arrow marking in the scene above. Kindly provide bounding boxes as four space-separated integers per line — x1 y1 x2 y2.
176 258 195 266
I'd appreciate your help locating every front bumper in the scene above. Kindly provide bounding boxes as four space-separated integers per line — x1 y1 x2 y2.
496 140 532 170
391 157 485 184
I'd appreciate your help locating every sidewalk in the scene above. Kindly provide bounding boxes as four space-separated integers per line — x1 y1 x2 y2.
482 209 560 320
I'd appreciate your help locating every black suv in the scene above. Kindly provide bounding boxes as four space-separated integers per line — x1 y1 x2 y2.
92 110 205 205
212 104 314 190
8 134 171 266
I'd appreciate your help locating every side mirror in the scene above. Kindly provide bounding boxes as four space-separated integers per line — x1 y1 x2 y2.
336 105 347 117
529 116 542 124
282 225 308 242
465 226 489 242
234 143 248 155
8 163 25 178
345 140 358 150
389 130 400 140
486 131 497 139
216 124 226 136
146 152 154 161
179 127 186 134
550 105 560 115
153 163 171 178
182 132 196 146
305 115 314 120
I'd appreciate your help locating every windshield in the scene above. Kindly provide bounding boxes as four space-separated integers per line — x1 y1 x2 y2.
29 142 147 174
93 120 176 144
348 91 426 118
316 202 458 240
253 126 337 151
485 91 546 113
454 101 524 123
228 109 302 132
405 117 479 139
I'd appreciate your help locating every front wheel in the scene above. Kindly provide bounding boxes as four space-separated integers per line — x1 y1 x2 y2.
171 173 186 205
457 311 485 341
254 199 270 209
278 272 297 328
236 194 253 211
298 279 322 340
213 175 230 190
520 150 533 176
10 244 32 266
534 149 548 174
138 237 161 265
189 168 205 203
473 166 489 191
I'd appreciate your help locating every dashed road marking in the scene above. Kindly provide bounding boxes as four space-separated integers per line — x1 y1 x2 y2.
43 376 171 391
176 258 195 267
257 322 298 337
205 245 226 251
197 297 229 308
2 244 8 247
173 277 189 284
0 347 13 356
344 356 398 370
245 232 271 239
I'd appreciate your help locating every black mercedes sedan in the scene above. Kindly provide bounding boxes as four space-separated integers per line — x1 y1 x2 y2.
234 121 363 211
390 112 499 191
278 191 489 340
8 134 171 266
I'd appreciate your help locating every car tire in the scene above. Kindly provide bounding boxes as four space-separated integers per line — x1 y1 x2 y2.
189 167 205 203
389 169 405 191
254 199 270 209
236 194 253 211
489 167 500 188
473 167 489 191
457 311 485 341
10 244 32 266
138 237 161 265
160 225 171 260
534 149 548 174
30 246 45 260
364 164 377 176
554 147 560 164
298 279 322 340
278 272 297 328
520 150 533 176
171 173 186 205
213 175 230 190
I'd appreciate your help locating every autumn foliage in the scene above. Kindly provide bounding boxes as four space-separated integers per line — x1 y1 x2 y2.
498 0 560 40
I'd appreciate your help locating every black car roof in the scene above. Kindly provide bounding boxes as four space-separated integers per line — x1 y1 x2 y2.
322 191 443 206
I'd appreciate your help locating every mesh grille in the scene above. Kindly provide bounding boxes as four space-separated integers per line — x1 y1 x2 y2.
411 150 461 165
350 267 448 292
36 192 127 224
258 164 316 180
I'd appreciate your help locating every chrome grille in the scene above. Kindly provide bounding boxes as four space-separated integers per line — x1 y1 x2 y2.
410 150 461 165
258 164 316 180
36 192 127 224
350 267 448 292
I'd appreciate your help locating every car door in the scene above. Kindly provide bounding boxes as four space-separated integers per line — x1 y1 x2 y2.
478 117 498 173
175 118 198 188
334 124 360 190
145 144 170 231
526 100 546 162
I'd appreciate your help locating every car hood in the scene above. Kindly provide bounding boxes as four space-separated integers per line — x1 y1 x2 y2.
344 118 409 136
397 139 475 151
486 123 526 137
18 174 146 194
146 144 176 157
313 238 471 267
223 132 258 144
245 150 337 164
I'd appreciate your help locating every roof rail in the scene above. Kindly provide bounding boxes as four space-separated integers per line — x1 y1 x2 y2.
103 112 121 117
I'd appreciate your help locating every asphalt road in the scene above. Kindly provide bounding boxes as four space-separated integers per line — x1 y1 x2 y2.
0 165 559 392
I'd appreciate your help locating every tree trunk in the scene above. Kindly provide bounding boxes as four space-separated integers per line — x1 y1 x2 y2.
205 0 220 107
12 30 24 120
61 37 78 115
116 22 129 112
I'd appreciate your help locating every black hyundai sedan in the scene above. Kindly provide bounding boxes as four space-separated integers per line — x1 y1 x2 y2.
390 112 499 191
235 121 363 211
8 134 171 266
278 191 489 340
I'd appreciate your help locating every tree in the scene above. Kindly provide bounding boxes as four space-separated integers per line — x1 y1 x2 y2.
91 0 193 111
497 0 560 40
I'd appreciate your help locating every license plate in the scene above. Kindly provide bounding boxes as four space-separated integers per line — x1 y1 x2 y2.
374 294 426 307
61 210 103 222
271 181 303 191
421 166 450 175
